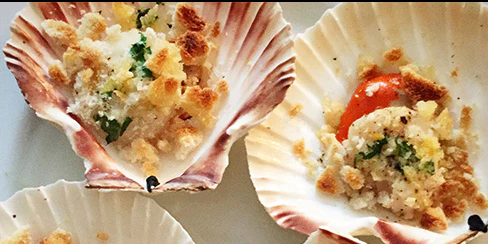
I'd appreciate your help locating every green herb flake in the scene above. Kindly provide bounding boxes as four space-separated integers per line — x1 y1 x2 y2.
130 33 147 64
136 8 151 29
129 33 154 79
422 161 435 175
93 114 133 144
354 134 389 165
392 136 424 175
141 66 153 78
120 117 133 136
101 91 113 99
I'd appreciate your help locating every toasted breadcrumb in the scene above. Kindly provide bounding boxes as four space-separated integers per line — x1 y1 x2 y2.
0 228 31 244
176 3 206 32
176 31 210 65
77 13 107 40
420 207 447 232
42 20 78 47
450 67 459 78
148 76 182 108
399 65 448 102
48 60 70 84
316 166 343 194
180 86 219 126
216 80 228 94
356 55 381 81
145 41 185 79
96 232 109 241
340 166 364 190
289 104 303 117
292 139 311 160
40 228 72 244
383 47 403 62
112 2 136 30
460 106 472 131
211 21 221 37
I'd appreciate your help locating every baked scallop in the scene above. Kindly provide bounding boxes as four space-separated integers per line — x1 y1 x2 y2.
0 180 194 243
245 2 488 243
4 2 294 192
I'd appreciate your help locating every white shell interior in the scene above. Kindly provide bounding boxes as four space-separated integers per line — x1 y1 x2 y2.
4 2 295 190
0 180 194 244
246 2 488 242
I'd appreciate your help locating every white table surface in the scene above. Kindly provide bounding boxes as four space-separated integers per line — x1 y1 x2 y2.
0 3 484 244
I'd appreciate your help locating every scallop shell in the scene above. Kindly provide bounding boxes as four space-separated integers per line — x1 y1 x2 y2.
3 2 294 192
0 180 194 243
245 2 488 243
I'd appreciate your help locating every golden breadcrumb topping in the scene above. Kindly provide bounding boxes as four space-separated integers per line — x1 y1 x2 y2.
43 3 224 176
311 49 486 232
175 3 207 32
383 47 403 62
288 104 303 117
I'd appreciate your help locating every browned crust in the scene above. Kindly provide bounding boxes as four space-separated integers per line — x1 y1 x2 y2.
400 66 449 102
316 166 342 194
216 80 228 94
146 48 169 71
288 104 303 117
96 232 109 241
211 21 221 37
292 139 310 159
42 19 78 47
48 62 70 84
184 86 219 110
1 228 31 244
383 47 403 62
420 207 448 232
176 126 200 139
39 229 72 244
176 31 209 65
460 106 472 131
357 63 380 81
78 13 107 40
176 3 206 32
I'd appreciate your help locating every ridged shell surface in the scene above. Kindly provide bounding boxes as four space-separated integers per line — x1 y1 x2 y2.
0 180 194 244
3 2 295 192
245 2 488 243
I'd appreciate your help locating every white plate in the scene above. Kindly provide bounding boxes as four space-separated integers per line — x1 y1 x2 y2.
0 2 332 244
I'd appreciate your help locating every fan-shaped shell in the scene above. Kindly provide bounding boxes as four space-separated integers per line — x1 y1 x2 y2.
0 180 194 243
3 2 295 192
245 2 488 243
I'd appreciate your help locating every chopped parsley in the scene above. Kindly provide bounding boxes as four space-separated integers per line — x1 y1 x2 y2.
94 114 133 144
130 33 148 63
421 161 435 175
354 135 435 175
354 134 389 165
136 8 151 29
120 117 133 136
394 136 420 174
101 91 113 99
129 33 153 79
